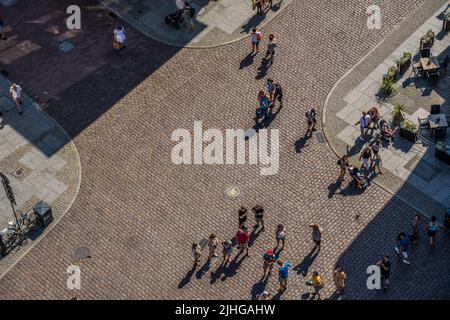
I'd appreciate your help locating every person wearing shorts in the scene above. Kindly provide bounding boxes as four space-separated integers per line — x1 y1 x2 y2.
272 82 283 108
338 155 350 180
222 240 233 265
310 224 322 250
192 243 201 268
359 111 371 141
395 232 410 264
305 107 317 135
377 256 391 290
264 34 276 62
359 145 372 172
275 224 286 251
250 28 262 53
252 204 265 232
427 216 439 247
277 259 289 291
236 227 250 256
262 249 276 278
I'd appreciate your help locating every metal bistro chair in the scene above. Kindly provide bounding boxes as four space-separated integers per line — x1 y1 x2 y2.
430 104 442 115
421 48 432 58
434 127 447 141
411 61 423 77
427 69 441 83
418 116 430 135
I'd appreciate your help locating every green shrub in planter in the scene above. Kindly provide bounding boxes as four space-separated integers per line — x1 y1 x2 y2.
389 104 405 125
380 77 397 97
384 66 398 82
444 13 450 31
397 52 412 75
435 141 450 164
399 120 417 142
421 29 435 49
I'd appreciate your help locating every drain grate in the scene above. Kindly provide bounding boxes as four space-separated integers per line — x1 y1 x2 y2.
72 246 91 261
57 41 75 53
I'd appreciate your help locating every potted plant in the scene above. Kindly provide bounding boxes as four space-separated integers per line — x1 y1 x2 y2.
420 29 435 49
397 52 412 75
443 12 450 32
380 76 397 98
390 104 405 125
399 119 418 142
383 66 398 82
435 141 450 164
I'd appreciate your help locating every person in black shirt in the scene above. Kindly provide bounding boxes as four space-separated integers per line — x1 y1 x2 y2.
238 206 248 228
252 205 265 232
377 256 391 291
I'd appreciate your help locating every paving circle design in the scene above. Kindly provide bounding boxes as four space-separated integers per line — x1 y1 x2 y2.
225 186 240 199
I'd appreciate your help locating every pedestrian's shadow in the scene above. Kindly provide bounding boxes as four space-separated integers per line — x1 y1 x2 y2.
347 136 367 157
240 12 267 34
327 178 343 199
246 104 283 140
248 227 262 248
195 260 211 279
221 254 246 281
210 261 225 285
293 248 319 277
178 266 196 288
250 278 269 300
239 52 256 69
271 289 285 300
326 290 343 300
339 180 366 196
294 132 312 153
255 58 272 80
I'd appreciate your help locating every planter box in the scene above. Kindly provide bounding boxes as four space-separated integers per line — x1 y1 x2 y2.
420 38 434 50
399 127 417 142
398 59 411 75
435 148 450 165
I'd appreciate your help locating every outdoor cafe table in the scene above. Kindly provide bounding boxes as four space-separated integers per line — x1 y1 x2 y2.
428 113 448 136
420 57 440 74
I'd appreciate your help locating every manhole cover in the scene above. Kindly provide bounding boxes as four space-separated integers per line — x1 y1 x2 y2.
57 41 75 53
72 246 91 260
225 186 240 198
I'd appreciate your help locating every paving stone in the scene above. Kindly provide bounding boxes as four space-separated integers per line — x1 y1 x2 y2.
0 96 15 112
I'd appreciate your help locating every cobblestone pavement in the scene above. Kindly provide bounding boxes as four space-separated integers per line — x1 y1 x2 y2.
0 0 449 300
100 0 293 47
0 75 81 276
324 3 450 221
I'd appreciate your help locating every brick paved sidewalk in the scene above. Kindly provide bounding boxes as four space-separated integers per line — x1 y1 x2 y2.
323 2 450 224
0 0 449 301
100 0 293 47
0 74 81 277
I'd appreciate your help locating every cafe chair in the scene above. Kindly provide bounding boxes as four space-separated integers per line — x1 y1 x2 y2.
427 70 440 83
434 127 447 141
430 104 441 115
420 48 432 58
411 62 423 77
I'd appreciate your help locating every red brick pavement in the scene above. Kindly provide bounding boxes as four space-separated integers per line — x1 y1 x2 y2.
0 0 449 300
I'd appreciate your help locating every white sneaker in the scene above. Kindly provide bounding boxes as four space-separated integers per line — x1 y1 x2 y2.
402 259 410 264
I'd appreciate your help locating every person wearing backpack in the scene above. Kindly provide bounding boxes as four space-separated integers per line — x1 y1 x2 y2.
250 28 262 53
426 215 439 247
262 248 276 278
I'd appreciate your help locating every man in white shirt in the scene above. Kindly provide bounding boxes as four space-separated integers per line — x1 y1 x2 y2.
359 111 371 141
113 25 126 50
9 83 23 115
175 0 186 11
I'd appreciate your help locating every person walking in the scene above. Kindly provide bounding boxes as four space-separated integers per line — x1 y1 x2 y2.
310 271 323 300
370 139 382 163
274 224 286 251
394 232 410 264
250 28 262 53
277 259 289 292
222 240 233 266
262 248 276 278
266 78 274 100
0 19 7 41
338 155 350 181
359 111 371 141
359 145 372 173
236 227 250 256
376 256 391 291
426 215 439 247
305 107 317 135
256 90 270 119
264 34 276 63
238 206 248 228
252 204 265 232
410 214 421 244
309 224 323 250
9 83 23 115
208 233 219 259
113 25 126 50
272 82 283 108
333 267 346 294
192 243 201 268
